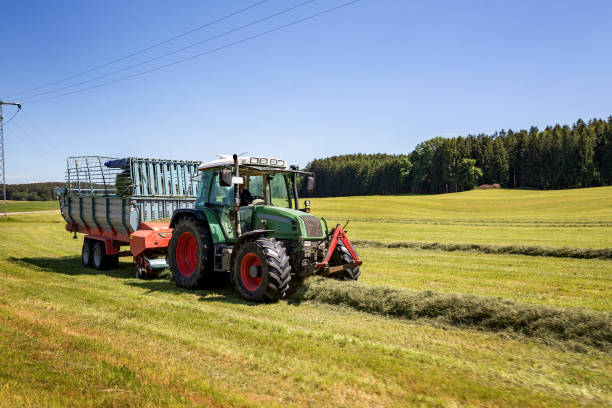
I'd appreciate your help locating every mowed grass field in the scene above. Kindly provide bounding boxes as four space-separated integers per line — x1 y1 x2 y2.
0 188 611 407
3 200 58 213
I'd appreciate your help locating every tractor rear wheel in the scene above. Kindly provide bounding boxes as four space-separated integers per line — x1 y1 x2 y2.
232 237 291 302
331 241 361 281
168 217 214 288
82 239 93 267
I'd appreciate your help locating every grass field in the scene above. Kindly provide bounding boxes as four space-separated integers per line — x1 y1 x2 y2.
0 188 611 407
310 187 612 248
358 247 611 311
2 200 58 213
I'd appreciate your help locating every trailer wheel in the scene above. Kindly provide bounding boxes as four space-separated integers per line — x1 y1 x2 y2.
168 217 214 288
232 237 291 302
332 241 360 281
82 239 93 267
92 241 107 270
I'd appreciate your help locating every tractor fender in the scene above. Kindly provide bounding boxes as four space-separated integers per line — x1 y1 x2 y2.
169 208 208 228
229 229 275 269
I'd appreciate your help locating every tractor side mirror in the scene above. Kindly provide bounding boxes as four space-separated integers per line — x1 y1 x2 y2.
219 169 232 187
306 176 315 192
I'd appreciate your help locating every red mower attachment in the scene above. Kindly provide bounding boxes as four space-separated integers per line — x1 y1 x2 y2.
130 222 173 258
130 222 174 279
316 224 362 273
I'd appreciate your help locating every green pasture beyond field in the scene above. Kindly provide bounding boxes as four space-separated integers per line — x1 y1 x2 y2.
3 200 57 213
310 186 612 248
0 187 611 407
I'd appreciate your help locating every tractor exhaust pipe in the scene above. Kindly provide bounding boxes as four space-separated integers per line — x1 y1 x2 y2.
233 154 242 236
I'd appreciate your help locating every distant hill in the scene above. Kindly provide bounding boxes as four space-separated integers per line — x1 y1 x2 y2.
4 182 63 201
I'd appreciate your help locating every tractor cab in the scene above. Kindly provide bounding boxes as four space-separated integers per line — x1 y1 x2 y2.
195 154 309 208
191 154 315 241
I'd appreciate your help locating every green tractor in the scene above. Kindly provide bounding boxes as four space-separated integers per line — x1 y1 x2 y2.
168 154 361 301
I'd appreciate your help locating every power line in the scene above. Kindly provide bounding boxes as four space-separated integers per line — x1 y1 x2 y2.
27 0 363 104
0 101 21 217
19 110 64 158
4 0 269 99
20 0 317 102
1 108 20 126
3 115 55 158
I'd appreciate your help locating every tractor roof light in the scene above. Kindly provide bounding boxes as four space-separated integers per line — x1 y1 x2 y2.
198 154 289 171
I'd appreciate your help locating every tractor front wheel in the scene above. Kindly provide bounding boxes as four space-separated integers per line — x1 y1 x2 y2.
232 237 291 302
331 241 361 281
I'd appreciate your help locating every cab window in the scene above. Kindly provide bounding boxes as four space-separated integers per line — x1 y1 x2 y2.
246 175 263 197
268 173 292 208
209 171 234 205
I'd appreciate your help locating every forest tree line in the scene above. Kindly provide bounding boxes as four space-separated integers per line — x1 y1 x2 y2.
3 182 62 201
304 117 612 196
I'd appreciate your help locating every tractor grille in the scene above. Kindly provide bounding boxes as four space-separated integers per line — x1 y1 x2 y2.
300 215 323 237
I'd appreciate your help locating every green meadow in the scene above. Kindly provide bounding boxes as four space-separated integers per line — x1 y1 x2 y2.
0 188 610 406
3 200 58 213
310 187 612 248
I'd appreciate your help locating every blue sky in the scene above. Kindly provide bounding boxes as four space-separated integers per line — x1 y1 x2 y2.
1 0 611 183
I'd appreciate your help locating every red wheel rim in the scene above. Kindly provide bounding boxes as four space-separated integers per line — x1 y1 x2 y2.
176 231 197 277
240 252 262 291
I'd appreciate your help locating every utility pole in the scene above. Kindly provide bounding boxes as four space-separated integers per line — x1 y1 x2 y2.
0 101 22 217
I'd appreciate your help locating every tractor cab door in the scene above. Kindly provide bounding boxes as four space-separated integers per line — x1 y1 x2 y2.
204 170 257 241
205 171 238 241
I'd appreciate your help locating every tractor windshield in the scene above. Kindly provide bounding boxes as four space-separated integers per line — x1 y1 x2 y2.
268 173 292 208
203 169 293 208
243 172 292 208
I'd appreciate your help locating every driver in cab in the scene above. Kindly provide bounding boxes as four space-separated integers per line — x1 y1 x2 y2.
239 184 253 206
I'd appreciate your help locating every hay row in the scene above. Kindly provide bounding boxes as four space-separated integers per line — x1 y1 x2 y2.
354 240 612 259
328 217 612 227
298 278 612 351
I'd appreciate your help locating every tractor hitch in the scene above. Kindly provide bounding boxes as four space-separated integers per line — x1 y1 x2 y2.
315 224 362 271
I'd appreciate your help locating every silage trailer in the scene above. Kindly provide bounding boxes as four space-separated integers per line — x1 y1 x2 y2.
55 156 200 275
56 154 362 302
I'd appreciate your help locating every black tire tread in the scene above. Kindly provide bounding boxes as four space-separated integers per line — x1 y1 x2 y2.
82 239 93 267
334 241 361 281
233 237 291 302
92 241 106 270
168 216 214 288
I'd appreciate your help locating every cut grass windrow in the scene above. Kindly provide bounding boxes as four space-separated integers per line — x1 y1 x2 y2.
330 217 612 228
354 239 612 259
297 277 612 351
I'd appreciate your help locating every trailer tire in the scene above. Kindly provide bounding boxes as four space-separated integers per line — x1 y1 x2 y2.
232 237 291 302
169 217 214 289
92 241 107 270
82 239 93 267
332 241 360 281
